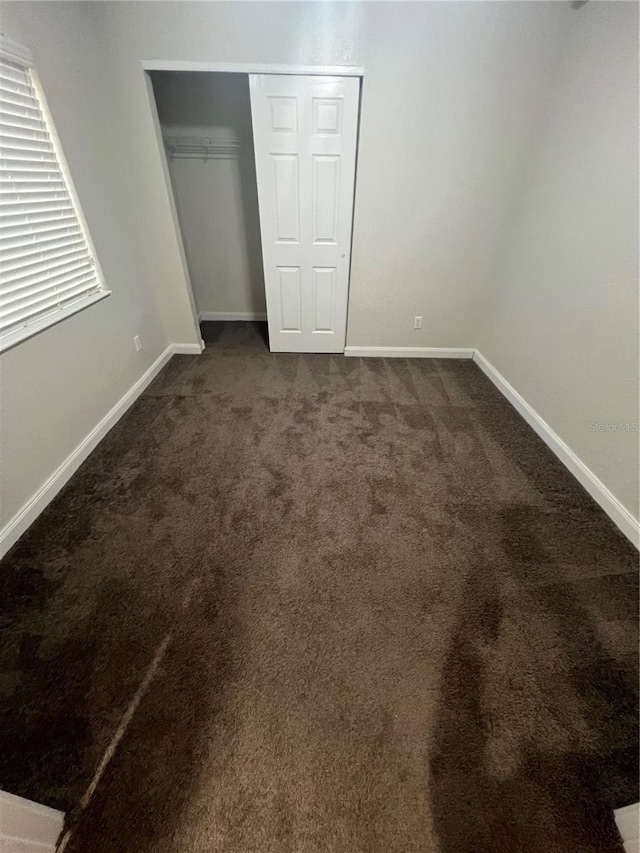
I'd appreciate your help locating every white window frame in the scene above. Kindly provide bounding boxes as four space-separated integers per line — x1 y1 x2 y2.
0 36 110 354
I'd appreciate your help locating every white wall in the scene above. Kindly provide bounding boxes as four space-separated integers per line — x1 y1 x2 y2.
89 0 572 350
152 72 266 317
0 3 185 536
477 0 639 522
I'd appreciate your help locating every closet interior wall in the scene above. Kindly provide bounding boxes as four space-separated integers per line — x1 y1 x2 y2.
151 72 266 320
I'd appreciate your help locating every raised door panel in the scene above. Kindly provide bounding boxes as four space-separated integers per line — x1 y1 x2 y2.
268 96 298 133
313 266 336 333
272 155 300 243
312 155 340 245
312 97 343 135
277 266 302 332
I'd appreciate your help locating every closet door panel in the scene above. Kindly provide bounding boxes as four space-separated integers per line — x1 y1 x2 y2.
249 74 359 353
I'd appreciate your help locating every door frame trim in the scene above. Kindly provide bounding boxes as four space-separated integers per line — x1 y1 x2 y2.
141 61 364 76
142 61 364 351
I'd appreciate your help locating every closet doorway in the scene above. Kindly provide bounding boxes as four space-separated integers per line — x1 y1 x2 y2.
147 66 362 354
150 71 267 350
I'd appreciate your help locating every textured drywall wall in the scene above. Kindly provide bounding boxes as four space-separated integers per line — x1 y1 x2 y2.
477 0 639 521
90 0 572 349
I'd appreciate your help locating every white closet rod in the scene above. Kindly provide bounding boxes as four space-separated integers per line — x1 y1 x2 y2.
164 135 244 161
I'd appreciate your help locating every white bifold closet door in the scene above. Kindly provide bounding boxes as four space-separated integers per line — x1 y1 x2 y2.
249 75 359 353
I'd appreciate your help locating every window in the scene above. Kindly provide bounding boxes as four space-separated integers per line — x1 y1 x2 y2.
0 36 109 353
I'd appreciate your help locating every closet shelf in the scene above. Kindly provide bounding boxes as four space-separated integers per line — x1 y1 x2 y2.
164 135 244 161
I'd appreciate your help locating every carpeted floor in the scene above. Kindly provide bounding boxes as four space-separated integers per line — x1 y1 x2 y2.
0 321 637 853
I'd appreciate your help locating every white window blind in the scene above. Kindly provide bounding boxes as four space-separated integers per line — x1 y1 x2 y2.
0 44 109 352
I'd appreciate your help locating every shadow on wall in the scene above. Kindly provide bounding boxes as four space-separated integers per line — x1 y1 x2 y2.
150 72 265 318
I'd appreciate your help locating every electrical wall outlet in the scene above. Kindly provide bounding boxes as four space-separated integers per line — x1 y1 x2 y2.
133 335 142 352
413 316 423 330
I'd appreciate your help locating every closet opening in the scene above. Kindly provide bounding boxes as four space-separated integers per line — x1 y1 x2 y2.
147 65 362 354
150 71 268 352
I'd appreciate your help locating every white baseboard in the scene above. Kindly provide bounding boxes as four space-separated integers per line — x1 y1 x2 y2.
0 342 201 559
615 803 640 853
199 311 267 322
344 346 474 359
173 340 205 354
473 350 639 548
0 790 64 850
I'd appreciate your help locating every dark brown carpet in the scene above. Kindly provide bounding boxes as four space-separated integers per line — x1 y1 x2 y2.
1 321 637 852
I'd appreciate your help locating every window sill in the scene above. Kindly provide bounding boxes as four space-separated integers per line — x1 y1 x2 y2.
0 290 112 355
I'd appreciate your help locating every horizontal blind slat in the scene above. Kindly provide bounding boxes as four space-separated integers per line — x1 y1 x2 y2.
2 198 67 213
0 95 43 111
1 235 85 264
1 223 81 250
1 190 67 200
1 278 101 334
1 180 66 190
0 127 51 143
0 140 56 155
2 248 91 286
0 263 94 314
2 240 88 275
0 152 58 165
0 64 32 87
1 152 59 166
0 166 63 179
2 180 66 190
1 270 98 319
0 208 79 228
0 104 44 123
3 275 100 317
0 116 48 134
0 177 67 189
1 191 71 206
1 187 67 198
0 68 34 87
1 134 53 146
2 203 75 222
0 90 40 111
0 78 34 98
2 254 93 293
